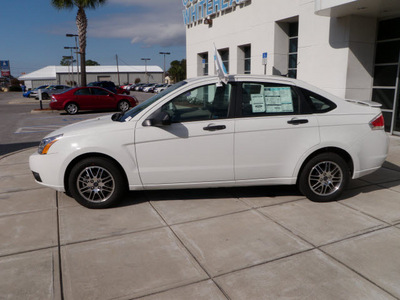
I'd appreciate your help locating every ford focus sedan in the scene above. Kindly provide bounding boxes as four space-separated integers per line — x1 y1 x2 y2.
49 86 138 115
30 75 389 208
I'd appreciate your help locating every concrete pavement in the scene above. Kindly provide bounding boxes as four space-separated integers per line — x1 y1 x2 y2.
0 136 400 299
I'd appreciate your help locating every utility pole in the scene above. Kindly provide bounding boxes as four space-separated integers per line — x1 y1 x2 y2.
66 34 80 86
116 54 120 86
65 46 78 86
141 58 151 83
159 52 170 83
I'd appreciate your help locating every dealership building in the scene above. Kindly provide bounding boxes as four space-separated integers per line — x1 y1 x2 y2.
184 0 400 135
19 65 163 90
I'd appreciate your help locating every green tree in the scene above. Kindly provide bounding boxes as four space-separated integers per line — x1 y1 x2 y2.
168 59 186 83
85 59 100 66
51 0 107 86
60 57 75 66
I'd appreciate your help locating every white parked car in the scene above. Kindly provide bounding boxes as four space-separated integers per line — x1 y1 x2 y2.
154 84 171 93
31 85 71 100
30 75 389 209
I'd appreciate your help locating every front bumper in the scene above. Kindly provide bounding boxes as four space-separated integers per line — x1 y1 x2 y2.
29 151 66 192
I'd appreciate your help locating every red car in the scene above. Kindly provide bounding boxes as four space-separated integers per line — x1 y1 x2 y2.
50 86 138 115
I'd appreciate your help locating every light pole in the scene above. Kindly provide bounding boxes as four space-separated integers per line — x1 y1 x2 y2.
64 46 78 86
66 34 80 86
159 52 170 83
141 58 151 83
62 55 73 85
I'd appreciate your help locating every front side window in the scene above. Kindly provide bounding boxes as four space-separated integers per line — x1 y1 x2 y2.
240 82 299 117
92 88 109 96
161 83 232 123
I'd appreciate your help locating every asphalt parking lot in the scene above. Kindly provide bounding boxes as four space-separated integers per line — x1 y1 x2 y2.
1 121 400 299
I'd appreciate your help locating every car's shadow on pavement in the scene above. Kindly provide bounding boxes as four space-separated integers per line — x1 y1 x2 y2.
114 163 400 208
115 185 305 208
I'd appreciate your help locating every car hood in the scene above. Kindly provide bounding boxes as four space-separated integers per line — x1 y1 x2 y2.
44 114 135 138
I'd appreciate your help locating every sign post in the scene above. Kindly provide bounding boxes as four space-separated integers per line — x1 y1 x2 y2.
0 61 11 85
262 52 268 75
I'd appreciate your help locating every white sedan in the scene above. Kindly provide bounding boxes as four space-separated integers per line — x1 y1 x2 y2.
30 75 389 208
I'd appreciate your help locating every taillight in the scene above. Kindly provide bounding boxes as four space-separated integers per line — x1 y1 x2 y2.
369 113 385 130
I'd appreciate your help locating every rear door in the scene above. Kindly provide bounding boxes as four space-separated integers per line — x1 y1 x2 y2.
234 81 320 182
73 88 95 109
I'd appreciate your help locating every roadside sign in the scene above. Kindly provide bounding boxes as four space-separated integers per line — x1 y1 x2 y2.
0 61 9 69
262 52 268 65
0 60 10 77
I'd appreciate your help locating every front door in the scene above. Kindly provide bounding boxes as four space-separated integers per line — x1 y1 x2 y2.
135 83 235 186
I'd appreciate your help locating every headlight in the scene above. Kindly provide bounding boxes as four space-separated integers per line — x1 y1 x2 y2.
38 134 63 155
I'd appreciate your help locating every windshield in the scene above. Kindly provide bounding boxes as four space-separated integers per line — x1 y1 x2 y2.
118 81 187 122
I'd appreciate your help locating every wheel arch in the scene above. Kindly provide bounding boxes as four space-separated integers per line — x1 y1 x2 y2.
64 101 79 110
296 147 354 186
64 152 129 194
117 99 130 110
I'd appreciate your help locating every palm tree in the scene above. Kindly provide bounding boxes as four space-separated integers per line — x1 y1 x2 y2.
51 0 107 86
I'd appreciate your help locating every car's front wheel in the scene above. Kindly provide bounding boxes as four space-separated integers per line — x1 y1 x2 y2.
65 103 79 115
298 153 350 202
68 157 126 209
118 100 130 112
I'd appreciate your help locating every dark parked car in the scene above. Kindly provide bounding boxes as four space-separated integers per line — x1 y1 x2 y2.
88 81 130 95
88 81 118 93
50 86 138 115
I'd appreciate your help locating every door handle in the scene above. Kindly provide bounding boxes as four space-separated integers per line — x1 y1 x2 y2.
287 118 309 125
203 124 226 131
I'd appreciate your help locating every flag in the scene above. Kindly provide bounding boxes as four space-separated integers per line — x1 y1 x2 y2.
214 44 228 84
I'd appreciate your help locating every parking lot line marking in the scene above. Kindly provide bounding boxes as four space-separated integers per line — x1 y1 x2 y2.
15 125 63 134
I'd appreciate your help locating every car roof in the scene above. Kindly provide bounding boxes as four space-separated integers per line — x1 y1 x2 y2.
183 75 343 103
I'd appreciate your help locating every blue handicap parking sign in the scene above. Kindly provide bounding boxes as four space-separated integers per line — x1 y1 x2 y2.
0 60 10 70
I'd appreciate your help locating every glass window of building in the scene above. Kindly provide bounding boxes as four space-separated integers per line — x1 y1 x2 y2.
219 49 229 74
198 53 208 76
243 45 251 74
372 17 400 133
288 22 298 79
238 44 251 74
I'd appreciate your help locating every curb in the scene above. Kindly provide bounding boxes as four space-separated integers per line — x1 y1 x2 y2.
0 147 36 161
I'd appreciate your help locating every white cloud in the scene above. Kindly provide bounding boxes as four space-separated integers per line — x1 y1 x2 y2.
89 0 186 47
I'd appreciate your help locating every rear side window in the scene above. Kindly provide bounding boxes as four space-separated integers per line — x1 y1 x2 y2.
300 88 337 113
74 88 91 95
240 82 299 117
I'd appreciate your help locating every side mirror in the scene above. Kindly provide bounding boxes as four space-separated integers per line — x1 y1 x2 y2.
143 110 171 127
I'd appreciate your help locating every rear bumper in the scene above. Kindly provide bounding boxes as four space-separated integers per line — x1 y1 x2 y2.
351 130 389 179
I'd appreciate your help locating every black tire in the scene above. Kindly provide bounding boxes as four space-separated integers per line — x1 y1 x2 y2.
42 93 49 100
298 153 350 202
65 103 79 115
68 157 127 209
118 100 130 112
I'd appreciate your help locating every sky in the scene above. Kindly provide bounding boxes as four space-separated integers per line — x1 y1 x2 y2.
0 0 186 77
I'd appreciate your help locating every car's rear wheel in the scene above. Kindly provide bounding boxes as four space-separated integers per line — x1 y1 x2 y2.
42 93 49 100
68 157 126 209
65 103 79 115
118 100 130 112
298 153 350 202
